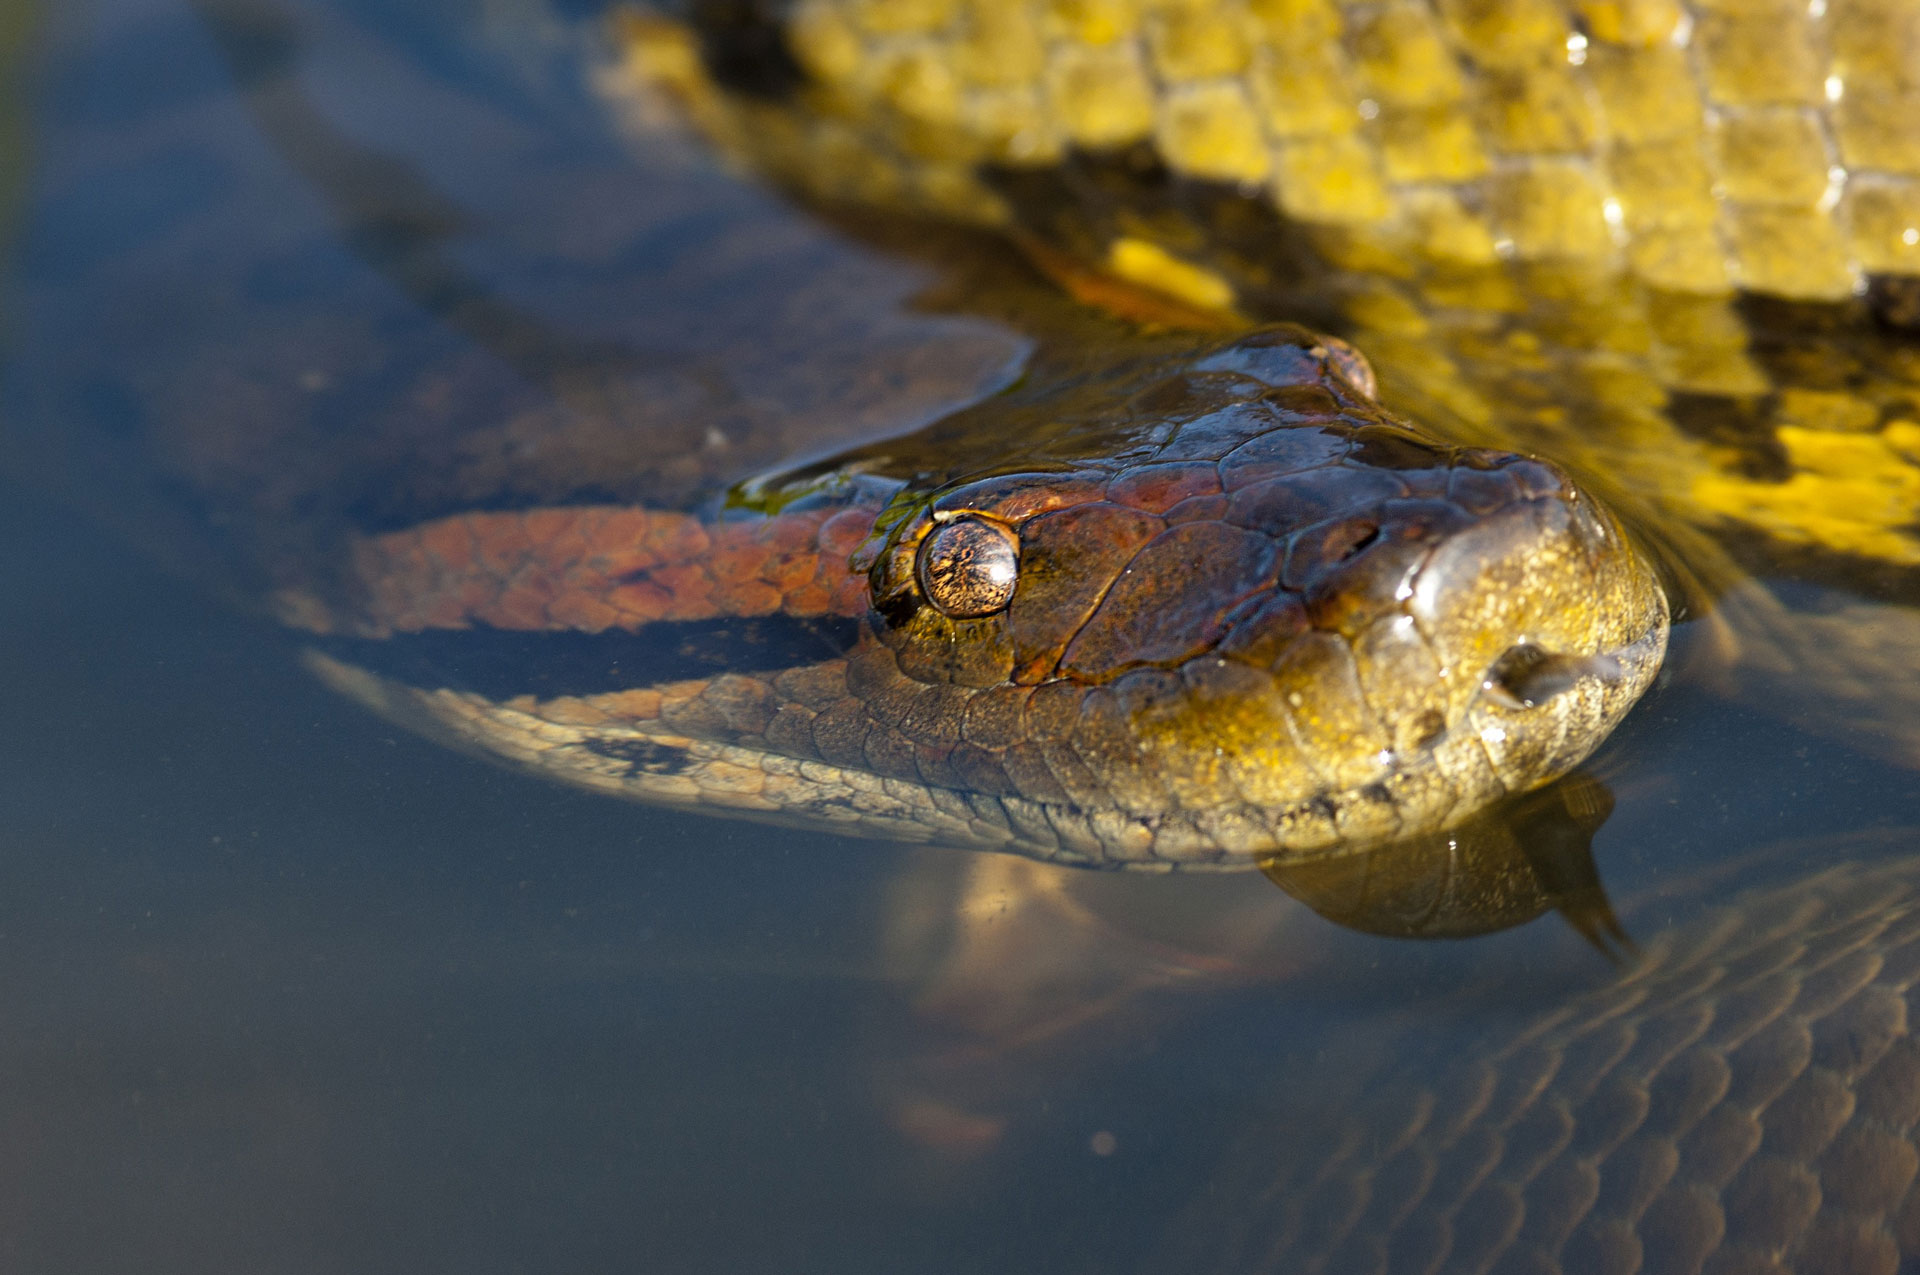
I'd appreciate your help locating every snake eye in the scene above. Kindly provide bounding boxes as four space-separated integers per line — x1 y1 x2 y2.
916 516 1020 618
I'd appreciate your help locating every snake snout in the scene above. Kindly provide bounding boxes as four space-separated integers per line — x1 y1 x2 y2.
1392 478 1669 793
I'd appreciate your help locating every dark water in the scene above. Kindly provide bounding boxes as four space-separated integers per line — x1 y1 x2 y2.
4 2 1920 1272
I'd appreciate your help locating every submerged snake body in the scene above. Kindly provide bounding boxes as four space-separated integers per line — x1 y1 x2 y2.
1166 849 1920 1274
299 326 1664 867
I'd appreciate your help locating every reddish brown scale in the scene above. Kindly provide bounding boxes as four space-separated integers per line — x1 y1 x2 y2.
325 504 880 637
1060 521 1280 679
1003 503 1164 683
1104 462 1222 512
1162 493 1232 524
1216 592 1312 666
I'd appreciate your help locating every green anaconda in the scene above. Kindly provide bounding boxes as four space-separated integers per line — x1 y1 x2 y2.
12 2 1920 1273
171 0 1682 870
292 324 1665 868
233 0 1920 872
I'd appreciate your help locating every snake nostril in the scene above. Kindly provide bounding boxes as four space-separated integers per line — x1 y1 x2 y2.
1484 643 1623 709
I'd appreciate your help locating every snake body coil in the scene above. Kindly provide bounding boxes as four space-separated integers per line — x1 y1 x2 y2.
1167 847 1920 1274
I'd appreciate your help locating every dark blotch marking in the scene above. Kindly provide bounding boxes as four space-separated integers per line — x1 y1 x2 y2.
1666 393 1793 482
1869 274 1920 331
316 615 862 700
688 0 808 99
581 737 692 776
982 147 1344 333
1736 293 1872 391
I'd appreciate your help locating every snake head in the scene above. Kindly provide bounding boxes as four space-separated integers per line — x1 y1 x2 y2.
858 325 1668 861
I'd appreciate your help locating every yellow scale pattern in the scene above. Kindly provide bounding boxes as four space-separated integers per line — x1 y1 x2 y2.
610 0 1920 573
771 0 1920 298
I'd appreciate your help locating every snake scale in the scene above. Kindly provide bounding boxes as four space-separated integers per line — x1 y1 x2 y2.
42 0 1920 1270
1158 849 1920 1274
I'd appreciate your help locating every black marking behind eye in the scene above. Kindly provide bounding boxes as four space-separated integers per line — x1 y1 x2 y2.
313 615 862 700
688 0 808 99
580 737 691 776
872 588 922 631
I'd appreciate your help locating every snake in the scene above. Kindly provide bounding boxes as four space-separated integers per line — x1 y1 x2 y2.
230 0 1701 873
66 0 1920 1268
289 318 1665 869
582 3 1920 1269
258 0 1920 874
